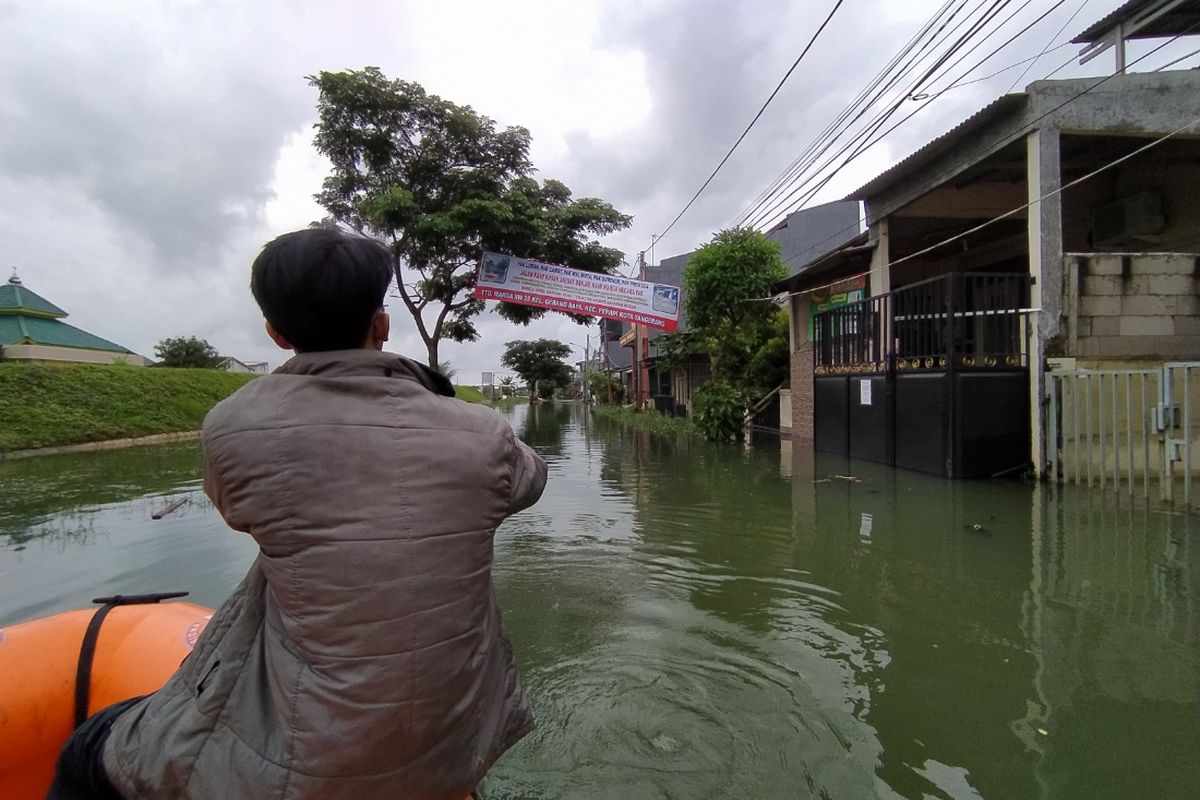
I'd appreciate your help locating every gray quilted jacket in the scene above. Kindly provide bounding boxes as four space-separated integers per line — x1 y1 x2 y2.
103 349 546 799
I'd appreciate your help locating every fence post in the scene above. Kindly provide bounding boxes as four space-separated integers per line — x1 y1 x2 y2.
1046 374 1059 483
1159 365 1174 503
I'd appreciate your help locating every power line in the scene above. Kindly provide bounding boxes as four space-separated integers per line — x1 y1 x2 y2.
765 24 1200 274
1155 44 1200 70
735 0 978 229
734 0 963 227
1004 0 1088 92
750 0 1067 231
736 0 1022 229
742 0 1068 232
765 109 1200 302
923 40 1072 94
653 0 847 245
738 0 1029 230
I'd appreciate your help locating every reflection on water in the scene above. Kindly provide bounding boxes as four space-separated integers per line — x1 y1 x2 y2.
0 406 1196 799
0 443 258 621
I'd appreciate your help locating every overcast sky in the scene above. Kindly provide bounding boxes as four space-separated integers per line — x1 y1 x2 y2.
2 0 1191 379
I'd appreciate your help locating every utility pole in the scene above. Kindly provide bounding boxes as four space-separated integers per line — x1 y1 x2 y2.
634 250 646 410
583 332 590 403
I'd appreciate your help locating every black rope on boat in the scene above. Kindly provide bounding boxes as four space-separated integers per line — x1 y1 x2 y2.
73 592 189 728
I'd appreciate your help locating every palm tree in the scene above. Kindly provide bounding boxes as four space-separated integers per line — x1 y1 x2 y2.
437 361 457 381
498 375 516 397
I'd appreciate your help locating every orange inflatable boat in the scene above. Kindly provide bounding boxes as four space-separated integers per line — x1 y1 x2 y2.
0 593 212 800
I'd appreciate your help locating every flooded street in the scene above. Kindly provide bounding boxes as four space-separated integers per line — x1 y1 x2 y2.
1 402 1196 799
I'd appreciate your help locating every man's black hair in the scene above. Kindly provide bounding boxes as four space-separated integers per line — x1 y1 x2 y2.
250 228 393 352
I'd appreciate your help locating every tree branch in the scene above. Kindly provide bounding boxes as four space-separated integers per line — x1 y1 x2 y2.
395 270 432 345
433 300 453 337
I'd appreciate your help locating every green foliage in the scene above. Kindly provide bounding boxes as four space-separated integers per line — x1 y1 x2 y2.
692 380 746 443
745 310 790 394
586 371 623 404
684 228 786 336
498 375 516 397
682 228 788 441
308 67 632 366
437 361 457 381
591 405 693 437
153 336 224 369
501 339 573 400
0 363 255 452
654 331 703 370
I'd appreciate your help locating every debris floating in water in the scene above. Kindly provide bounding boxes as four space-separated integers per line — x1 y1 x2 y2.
151 498 188 520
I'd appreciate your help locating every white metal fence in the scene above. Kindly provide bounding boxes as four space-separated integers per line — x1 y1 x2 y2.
1045 362 1198 506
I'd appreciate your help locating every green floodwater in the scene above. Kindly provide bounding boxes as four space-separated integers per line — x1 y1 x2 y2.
1 402 1196 799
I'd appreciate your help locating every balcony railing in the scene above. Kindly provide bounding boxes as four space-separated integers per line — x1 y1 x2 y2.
814 272 1032 374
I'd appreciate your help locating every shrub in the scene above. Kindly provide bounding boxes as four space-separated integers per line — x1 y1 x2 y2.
692 380 745 442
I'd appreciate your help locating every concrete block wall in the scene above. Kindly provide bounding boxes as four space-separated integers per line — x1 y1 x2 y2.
1066 253 1200 359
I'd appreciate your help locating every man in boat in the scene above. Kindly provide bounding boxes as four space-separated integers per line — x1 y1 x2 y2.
49 228 547 799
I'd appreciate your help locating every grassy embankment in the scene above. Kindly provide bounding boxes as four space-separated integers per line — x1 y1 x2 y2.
453 385 528 407
590 404 694 436
0 363 525 453
0 363 257 453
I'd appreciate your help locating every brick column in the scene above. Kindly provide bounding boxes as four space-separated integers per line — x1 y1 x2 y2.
789 295 815 441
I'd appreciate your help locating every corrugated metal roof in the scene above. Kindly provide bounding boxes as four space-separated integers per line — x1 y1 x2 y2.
844 94 1027 201
0 281 67 317
0 315 132 353
1072 0 1200 44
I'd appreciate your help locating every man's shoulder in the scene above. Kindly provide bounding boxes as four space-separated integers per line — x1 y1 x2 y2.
201 373 513 441
429 393 516 439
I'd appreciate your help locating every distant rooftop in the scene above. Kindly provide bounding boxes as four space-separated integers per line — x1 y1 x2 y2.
0 273 135 354
1072 0 1200 44
845 94 1025 201
0 273 68 318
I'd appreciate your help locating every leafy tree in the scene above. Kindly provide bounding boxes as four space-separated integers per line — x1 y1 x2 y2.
153 336 224 369
308 67 632 367
498 375 516 397
683 228 787 440
586 371 622 404
501 339 572 401
654 330 703 371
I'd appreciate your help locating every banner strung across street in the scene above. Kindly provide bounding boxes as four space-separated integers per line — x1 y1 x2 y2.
473 252 681 332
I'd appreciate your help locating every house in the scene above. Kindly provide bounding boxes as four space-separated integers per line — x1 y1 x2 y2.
622 249 710 416
779 0 1200 479
0 273 145 365
599 318 633 400
219 357 269 374
621 200 861 416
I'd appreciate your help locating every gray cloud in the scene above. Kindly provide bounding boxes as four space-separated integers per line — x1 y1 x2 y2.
554 0 1145 265
0 0 1164 382
0 2 315 269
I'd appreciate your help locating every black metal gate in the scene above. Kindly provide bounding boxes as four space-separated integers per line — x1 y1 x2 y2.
813 272 1032 478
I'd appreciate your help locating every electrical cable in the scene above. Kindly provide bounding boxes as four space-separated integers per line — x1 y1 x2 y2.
739 0 1035 230
763 24 1200 275
736 0 982 228
653 0 847 245
1005 0 1089 92
743 0 1069 232
734 0 965 227
762 110 1200 302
